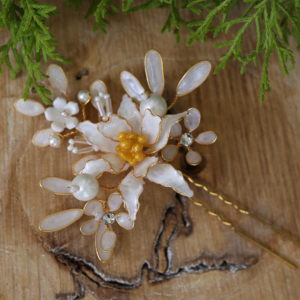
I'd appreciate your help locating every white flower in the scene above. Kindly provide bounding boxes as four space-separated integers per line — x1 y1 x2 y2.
45 97 79 132
76 94 194 222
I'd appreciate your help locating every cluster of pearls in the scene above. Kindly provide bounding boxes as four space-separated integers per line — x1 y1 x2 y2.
116 132 147 166
67 138 99 154
95 91 112 122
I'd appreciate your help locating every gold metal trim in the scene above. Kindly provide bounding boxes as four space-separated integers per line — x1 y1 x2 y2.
39 177 72 195
80 218 100 235
95 226 114 263
195 130 218 145
115 212 135 230
83 199 105 217
79 157 115 179
184 108 201 133
185 150 202 166
72 154 101 176
176 60 212 97
46 64 68 93
132 156 159 178
161 144 179 162
14 98 45 117
39 209 84 232
100 228 117 252
144 49 165 96
107 192 123 212
141 109 162 147
120 71 146 101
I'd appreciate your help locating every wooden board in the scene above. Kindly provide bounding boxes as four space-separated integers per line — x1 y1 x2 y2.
1 1 300 299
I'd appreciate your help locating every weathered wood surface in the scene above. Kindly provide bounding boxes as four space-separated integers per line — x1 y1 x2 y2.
1 1 300 299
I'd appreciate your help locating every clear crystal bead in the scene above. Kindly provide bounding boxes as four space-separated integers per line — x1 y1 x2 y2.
103 213 116 225
180 133 194 146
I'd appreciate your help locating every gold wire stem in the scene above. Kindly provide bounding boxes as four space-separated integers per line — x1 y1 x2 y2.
61 130 79 139
189 197 297 269
167 95 178 110
81 104 86 121
184 173 300 248
99 184 118 190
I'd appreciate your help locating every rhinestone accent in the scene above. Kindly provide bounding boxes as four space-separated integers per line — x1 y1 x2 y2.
103 213 116 225
180 133 194 146
61 110 69 117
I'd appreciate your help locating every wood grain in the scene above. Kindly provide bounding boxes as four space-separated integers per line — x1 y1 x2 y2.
1 1 300 299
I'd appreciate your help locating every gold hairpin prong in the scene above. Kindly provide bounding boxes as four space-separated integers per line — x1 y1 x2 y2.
184 174 300 249
188 197 297 270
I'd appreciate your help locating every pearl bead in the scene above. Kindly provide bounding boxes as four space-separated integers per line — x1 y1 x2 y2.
93 146 99 152
67 145 74 151
72 147 78 154
49 135 62 148
99 91 104 97
102 116 108 122
71 174 99 201
61 110 69 118
77 90 90 103
95 96 101 103
69 139 75 145
140 93 149 101
139 94 167 117
104 93 110 99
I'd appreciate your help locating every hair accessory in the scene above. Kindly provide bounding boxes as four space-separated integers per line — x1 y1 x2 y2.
15 50 299 268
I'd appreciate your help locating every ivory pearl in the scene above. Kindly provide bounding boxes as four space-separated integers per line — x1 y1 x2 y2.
71 174 99 201
77 90 90 103
139 94 167 117
49 135 62 148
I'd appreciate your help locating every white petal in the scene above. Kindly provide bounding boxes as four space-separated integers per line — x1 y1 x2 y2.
44 107 58 121
118 94 142 134
116 213 134 230
80 219 99 235
101 153 126 173
47 64 68 92
32 128 54 147
65 101 79 115
146 164 194 197
120 71 145 101
84 200 104 219
90 80 107 109
145 50 164 95
40 177 72 195
65 117 79 130
176 61 211 96
51 120 65 132
145 111 187 154
96 221 113 262
141 109 162 146
14 98 45 116
98 115 132 141
119 170 144 221
170 123 182 138
101 229 117 252
186 150 202 165
184 108 201 132
133 156 158 178
76 121 118 153
195 131 217 145
162 144 178 161
39 209 83 232
72 154 101 175
121 163 130 172
53 96 67 109
108 193 123 211
82 158 112 178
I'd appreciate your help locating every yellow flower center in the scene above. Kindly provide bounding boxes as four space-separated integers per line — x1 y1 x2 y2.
116 132 147 166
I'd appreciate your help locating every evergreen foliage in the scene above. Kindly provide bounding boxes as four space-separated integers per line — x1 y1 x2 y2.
1 0 299 103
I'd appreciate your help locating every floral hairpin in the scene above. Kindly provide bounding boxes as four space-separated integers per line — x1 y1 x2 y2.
15 50 300 268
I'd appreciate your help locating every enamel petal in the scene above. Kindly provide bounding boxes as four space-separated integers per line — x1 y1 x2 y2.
118 94 142 134
195 131 217 145
81 158 112 178
51 120 64 132
72 154 101 175
90 80 107 109
146 164 194 197
145 50 164 95
39 209 83 232
184 108 201 132
120 71 145 101
133 156 158 178
65 117 79 130
96 221 113 262
32 128 55 147
170 123 182 138
145 111 187 154
65 101 79 115
76 121 118 153
119 170 144 221
84 200 104 219
186 150 202 165
141 109 162 146
101 153 126 173
40 177 72 195
176 61 211 96
162 144 178 161
101 230 117 252
80 219 99 235
98 115 132 141
53 97 67 109
116 213 134 230
108 193 123 211
47 64 68 92
14 98 45 116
